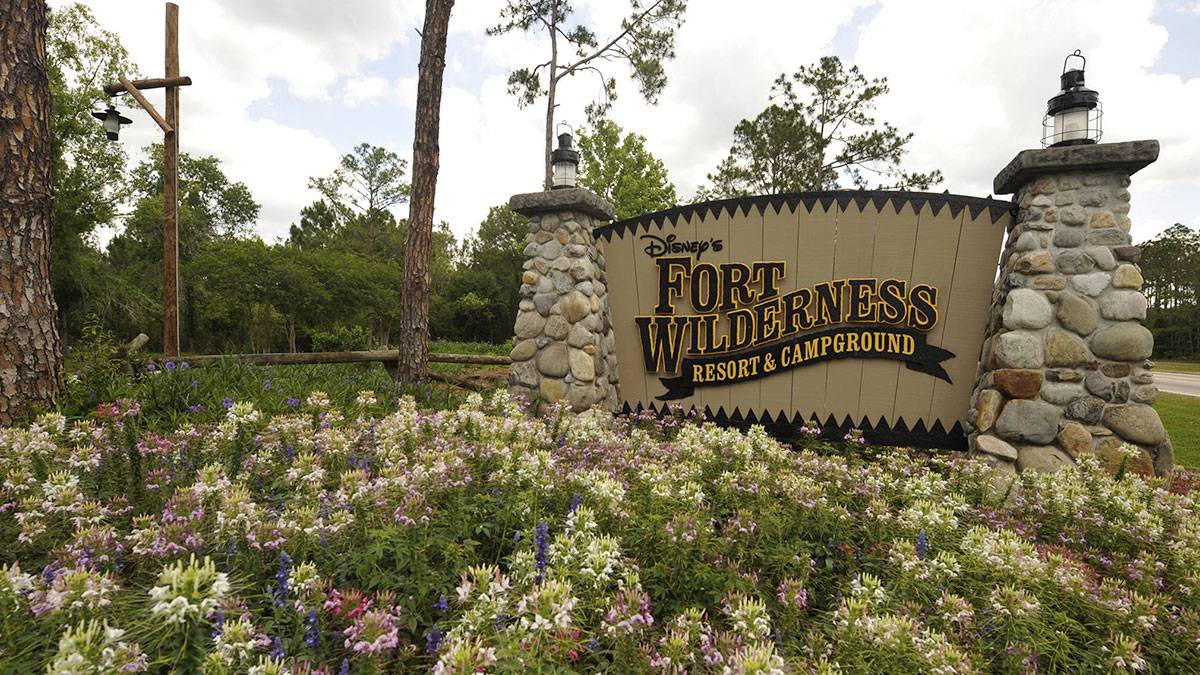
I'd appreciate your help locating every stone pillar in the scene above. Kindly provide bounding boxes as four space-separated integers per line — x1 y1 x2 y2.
968 140 1172 476
507 188 619 412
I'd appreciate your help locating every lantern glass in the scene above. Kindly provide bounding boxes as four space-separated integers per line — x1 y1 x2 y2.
552 160 576 188
103 111 121 137
1054 107 1089 143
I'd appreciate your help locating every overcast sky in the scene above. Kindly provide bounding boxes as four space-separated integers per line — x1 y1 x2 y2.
68 0 1200 245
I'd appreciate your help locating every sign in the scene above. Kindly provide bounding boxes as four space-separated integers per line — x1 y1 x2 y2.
594 192 1014 448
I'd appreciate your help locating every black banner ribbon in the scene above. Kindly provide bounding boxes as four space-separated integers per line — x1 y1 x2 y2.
656 325 955 401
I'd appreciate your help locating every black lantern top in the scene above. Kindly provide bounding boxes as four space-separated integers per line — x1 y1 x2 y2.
551 131 579 167
91 102 133 141
1047 50 1099 117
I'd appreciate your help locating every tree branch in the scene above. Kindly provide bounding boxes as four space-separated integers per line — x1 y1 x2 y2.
555 0 666 82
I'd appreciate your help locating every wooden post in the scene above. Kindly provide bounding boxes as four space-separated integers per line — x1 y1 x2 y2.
163 2 180 358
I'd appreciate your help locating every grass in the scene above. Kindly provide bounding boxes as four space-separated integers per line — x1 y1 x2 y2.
1156 360 1200 374
1157 391 1200 468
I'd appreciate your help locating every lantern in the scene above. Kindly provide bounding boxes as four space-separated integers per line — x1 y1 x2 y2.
551 126 579 189
1042 50 1102 148
91 102 133 141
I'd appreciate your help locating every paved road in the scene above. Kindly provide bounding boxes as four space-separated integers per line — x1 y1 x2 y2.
1155 371 1200 398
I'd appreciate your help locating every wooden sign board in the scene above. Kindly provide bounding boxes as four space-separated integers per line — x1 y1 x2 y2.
594 192 1014 449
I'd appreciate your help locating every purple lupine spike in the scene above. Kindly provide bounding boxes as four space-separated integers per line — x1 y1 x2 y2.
275 552 292 608
534 522 550 582
304 608 320 649
425 627 445 654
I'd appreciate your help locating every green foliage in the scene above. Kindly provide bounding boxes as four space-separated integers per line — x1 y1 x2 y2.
1142 223 1200 358
432 206 528 344
578 116 677 219
46 3 138 339
308 325 368 352
698 56 943 200
61 317 137 416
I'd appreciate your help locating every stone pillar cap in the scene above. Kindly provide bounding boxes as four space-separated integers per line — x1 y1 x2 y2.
509 187 615 221
993 139 1159 195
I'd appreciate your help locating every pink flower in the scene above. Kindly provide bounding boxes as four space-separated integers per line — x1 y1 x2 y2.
344 606 400 655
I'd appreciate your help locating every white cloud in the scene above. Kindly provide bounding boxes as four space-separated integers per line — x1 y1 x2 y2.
850 0 1197 243
343 76 390 107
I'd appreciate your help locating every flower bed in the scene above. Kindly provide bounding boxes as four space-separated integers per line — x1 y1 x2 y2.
2 390 1199 673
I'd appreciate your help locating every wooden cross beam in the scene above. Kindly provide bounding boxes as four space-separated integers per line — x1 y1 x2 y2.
117 75 172 133
102 76 191 97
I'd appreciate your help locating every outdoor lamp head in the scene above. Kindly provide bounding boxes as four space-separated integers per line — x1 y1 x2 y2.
551 129 579 189
91 102 132 141
1043 49 1102 148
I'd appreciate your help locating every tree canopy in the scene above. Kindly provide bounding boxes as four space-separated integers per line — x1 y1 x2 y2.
1141 223 1200 358
578 116 677 219
697 56 942 200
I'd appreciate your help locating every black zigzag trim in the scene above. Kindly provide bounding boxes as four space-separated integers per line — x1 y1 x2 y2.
623 401 967 451
592 190 1015 242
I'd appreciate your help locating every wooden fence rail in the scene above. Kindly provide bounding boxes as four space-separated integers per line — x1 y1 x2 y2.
183 350 511 367
118 335 510 391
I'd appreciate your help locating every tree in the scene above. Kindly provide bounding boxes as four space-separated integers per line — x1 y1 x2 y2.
46 3 138 340
698 56 942 199
287 200 340 251
489 0 687 189
309 143 409 259
1141 223 1200 358
1 0 63 423
397 0 455 385
433 206 528 343
578 116 676 219
108 149 258 350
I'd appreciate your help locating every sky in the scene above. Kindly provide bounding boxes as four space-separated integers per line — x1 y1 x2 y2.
65 0 1200 246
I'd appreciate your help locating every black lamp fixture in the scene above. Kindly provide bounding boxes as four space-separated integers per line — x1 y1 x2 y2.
91 101 133 141
551 123 579 189
1042 49 1102 148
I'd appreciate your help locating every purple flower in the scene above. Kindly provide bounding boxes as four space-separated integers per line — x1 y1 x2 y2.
569 494 583 513
275 551 292 608
180 361 189 369
534 522 550 582
146 363 157 372
916 531 929 560
165 361 176 371
339 658 350 675
222 397 233 410
304 609 320 649
188 404 203 414
286 397 300 408
435 594 449 614
263 379 272 392
212 609 224 640
425 627 445 654
271 636 284 660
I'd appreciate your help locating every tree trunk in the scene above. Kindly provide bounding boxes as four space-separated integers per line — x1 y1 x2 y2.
0 0 62 425
543 3 559 191
286 317 297 353
396 0 454 385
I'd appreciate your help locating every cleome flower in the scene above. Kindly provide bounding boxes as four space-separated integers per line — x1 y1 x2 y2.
45 620 147 674
148 555 231 625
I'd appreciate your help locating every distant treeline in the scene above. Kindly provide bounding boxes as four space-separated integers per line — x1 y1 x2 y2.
1142 223 1200 360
